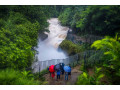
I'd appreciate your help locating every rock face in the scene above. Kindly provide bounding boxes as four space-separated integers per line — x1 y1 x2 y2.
38 33 48 41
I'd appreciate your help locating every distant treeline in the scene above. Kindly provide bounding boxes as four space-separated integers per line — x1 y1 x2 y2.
58 5 120 36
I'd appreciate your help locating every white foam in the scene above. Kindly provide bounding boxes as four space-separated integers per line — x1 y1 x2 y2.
37 18 69 61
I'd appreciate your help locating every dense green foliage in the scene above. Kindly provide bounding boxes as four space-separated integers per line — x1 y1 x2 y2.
58 8 72 26
0 6 53 70
34 68 48 81
59 5 120 36
58 6 86 29
0 69 41 85
76 34 120 84
0 6 51 30
0 5 54 85
91 35 120 84
85 50 104 68
0 12 40 69
76 34 120 85
76 67 104 85
60 40 85 55
59 5 120 85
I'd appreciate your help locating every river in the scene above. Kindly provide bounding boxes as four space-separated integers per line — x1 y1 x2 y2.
32 18 69 72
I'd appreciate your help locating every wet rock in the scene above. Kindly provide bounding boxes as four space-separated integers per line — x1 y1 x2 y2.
39 33 48 41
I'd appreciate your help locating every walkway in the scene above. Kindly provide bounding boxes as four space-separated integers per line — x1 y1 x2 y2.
43 65 82 85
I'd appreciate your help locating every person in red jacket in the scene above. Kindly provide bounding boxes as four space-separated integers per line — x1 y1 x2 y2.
51 72 55 79
49 65 55 79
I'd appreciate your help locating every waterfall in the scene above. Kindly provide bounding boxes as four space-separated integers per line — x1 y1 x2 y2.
32 18 69 72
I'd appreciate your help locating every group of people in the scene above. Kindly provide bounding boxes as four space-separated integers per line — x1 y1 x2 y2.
48 63 71 80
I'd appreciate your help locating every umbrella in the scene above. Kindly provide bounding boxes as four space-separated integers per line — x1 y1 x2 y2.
54 64 60 71
49 65 55 73
64 66 71 72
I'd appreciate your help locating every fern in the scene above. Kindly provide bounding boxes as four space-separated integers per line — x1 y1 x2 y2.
91 35 120 84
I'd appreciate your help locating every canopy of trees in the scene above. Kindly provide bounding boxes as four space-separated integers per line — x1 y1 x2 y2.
0 6 55 70
59 5 120 36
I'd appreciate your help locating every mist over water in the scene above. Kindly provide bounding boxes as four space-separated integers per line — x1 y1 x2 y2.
36 40 68 61
36 18 69 61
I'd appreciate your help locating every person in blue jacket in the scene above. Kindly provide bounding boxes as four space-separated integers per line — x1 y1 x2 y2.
57 70 61 80
65 72 68 80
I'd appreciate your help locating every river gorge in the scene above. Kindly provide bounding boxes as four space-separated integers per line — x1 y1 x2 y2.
32 18 69 72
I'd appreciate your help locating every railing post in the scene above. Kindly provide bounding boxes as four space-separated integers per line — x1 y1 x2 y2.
73 62 74 68
39 64 40 79
94 51 96 64
77 54 79 65
84 52 86 70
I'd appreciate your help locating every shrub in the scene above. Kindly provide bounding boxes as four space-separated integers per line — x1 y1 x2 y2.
0 12 40 70
34 68 49 81
0 69 40 85
60 40 85 55
76 67 104 85
91 35 120 84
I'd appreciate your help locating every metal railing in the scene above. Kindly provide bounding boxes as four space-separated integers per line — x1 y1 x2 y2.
32 50 104 73
32 53 79 73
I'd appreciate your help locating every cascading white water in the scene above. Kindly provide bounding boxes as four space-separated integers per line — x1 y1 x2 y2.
32 18 69 72
37 18 69 61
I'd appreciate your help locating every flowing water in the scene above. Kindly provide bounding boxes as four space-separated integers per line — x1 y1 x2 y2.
32 18 69 72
